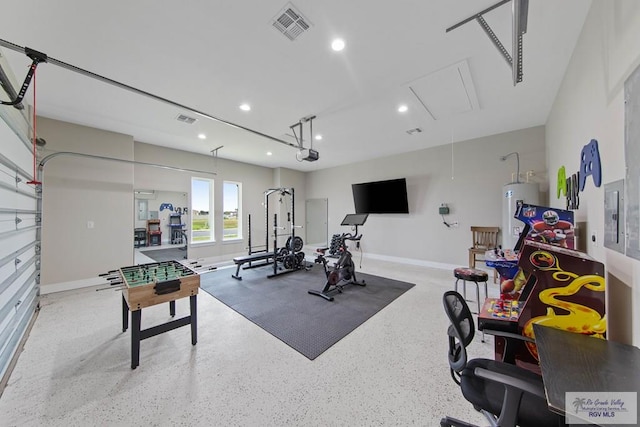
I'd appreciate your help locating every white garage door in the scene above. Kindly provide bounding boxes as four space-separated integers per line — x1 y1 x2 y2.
0 56 40 387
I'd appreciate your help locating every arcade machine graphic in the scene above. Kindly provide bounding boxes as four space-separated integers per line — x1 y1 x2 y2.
485 203 576 298
480 203 606 373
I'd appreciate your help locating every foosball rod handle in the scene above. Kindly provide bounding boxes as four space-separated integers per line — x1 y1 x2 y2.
98 270 118 277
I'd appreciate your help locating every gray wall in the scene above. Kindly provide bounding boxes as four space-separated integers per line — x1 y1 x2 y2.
36 120 307 289
305 126 547 268
38 116 545 288
545 1 640 345
38 117 134 285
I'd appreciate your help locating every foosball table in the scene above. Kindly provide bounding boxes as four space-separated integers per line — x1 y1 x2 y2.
102 260 200 369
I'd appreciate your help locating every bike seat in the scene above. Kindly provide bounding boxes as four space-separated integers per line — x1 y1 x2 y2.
316 247 329 254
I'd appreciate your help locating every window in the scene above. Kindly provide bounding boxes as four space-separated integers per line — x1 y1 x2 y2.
191 178 214 243
223 181 242 241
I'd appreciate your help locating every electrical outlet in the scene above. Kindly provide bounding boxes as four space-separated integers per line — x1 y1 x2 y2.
87 220 94 229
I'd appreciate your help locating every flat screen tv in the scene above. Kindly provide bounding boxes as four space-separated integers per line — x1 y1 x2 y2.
352 178 409 214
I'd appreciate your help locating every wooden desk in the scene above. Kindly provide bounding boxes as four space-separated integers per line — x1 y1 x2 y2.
534 324 640 425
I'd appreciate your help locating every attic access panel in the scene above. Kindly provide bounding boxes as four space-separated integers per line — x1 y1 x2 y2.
407 60 480 121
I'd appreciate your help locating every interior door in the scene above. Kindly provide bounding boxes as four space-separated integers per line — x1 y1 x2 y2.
305 198 328 247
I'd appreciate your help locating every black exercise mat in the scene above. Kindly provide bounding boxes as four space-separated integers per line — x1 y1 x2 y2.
200 265 415 360
140 247 187 262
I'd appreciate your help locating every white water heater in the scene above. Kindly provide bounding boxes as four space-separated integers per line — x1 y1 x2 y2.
502 182 539 249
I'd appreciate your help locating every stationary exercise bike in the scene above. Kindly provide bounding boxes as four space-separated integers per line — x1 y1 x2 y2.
308 213 368 301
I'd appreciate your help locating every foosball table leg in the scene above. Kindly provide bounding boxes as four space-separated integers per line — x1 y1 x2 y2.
169 300 176 317
122 295 129 332
190 295 197 345
131 310 141 369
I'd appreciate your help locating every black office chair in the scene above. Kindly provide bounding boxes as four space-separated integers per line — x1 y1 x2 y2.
440 291 565 427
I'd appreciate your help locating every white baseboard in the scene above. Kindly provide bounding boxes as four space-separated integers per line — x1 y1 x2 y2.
40 276 110 295
361 252 461 271
40 252 246 294
40 251 489 295
304 246 483 273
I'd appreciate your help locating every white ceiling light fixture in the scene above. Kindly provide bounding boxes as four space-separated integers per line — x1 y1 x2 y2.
315 134 323 141
398 104 408 113
331 38 345 52
239 103 251 111
198 133 206 140
267 152 273 156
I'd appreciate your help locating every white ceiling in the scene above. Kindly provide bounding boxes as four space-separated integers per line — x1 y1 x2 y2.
0 0 591 172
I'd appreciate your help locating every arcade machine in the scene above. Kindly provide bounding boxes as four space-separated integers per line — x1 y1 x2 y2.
169 213 186 244
486 202 576 296
479 203 606 373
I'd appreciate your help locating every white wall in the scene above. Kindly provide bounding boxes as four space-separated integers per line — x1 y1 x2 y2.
41 115 544 287
545 1 640 344
38 118 134 286
306 126 547 268
272 168 307 249
35 121 308 289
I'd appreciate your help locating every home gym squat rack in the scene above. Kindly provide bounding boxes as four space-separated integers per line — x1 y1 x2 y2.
264 187 306 278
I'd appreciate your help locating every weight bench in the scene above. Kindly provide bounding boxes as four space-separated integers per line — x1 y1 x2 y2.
232 252 274 280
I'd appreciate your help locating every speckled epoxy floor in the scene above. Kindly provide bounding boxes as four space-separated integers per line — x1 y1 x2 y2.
0 258 498 426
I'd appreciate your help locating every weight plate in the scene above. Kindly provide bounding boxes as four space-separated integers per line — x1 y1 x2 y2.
283 254 294 270
290 236 304 252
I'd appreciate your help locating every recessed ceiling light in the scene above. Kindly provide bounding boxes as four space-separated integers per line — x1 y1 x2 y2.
315 135 323 141
266 152 273 156
198 133 206 140
331 38 345 51
239 103 251 111
398 104 408 113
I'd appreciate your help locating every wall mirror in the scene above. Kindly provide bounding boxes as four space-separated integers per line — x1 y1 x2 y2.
133 190 189 259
